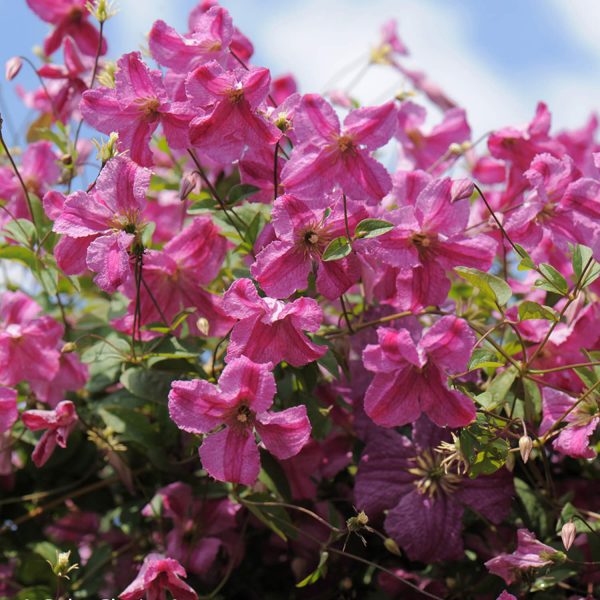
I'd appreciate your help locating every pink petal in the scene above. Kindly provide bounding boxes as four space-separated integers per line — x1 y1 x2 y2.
255 405 311 459
199 427 260 484
168 379 226 434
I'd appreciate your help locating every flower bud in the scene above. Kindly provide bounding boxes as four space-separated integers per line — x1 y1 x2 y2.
180 172 198 201
60 153 73 166
61 342 77 353
5 57 22 81
448 142 463 155
93 132 119 163
505 450 515 472
519 435 533 463
384 537 401 556
450 178 474 202
196 317 210 336
560 520 576 551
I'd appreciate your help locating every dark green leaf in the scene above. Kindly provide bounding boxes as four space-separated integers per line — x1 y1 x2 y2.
518 301 558 321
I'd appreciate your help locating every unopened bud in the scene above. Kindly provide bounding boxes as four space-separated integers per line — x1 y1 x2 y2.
60 153 73 166
5 57 22 81
505 450 515 472
180 172 198 200
384 537 401 556
560 520 576 551
450 178 474 202
448 142 463 155
519 435 533 463
196 317 210 336
61 342 77 353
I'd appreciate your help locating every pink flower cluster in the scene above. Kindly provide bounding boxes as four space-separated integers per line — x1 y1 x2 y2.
3 0 600 596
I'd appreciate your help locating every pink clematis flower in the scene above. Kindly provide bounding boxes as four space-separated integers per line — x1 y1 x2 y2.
0 141 60 225
0 291 63 387
504 153 600 253
149 5 233 73
0 388 18 433
37 37 90 121
281 94 396 203
396 102 470 173
251 194 367 299
30 352 88 408
186 61 281 163
113 217 234 338
361 177 496 311
169 356 311 484
362 317 477 428
21 400 78 467
25 0 107 57
222 278 325 367
539 388 599 459
142 482 241 576
119 553 198 600
81 52 193 166
355 418 513 562
485 529 564 585
49 156 151 292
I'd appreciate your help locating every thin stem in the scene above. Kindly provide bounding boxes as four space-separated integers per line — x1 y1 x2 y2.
0 114 37 229
17 55 58 119
273 141 280 202
339 295 355 335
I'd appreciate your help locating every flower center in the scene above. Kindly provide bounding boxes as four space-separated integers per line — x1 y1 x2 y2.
68 6 84 23
228 85 244 104
337 134 355 154
236 404 253 424
139 97 161 122
408 450 462 499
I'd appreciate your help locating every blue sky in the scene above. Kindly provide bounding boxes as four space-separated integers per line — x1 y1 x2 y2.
1 0 599 145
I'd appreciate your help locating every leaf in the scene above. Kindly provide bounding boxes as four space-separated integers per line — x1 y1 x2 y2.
259 449 292 502
515 243 536 271
3 219 36 246
243 493 297 542
296 551 329 588
354 218 394 239
0 244 37 268
322 236 351 261
518 301 558 321
535 263 568 295
468 348 505 370
571 244 600 288
475 366 518 410
454 266 512 306
120 368 177 404
227 183 260 205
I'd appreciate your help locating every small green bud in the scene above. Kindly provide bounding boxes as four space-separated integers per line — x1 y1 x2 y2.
47 550 79 579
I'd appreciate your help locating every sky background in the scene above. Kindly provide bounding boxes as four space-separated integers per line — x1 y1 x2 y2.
0 0 599 144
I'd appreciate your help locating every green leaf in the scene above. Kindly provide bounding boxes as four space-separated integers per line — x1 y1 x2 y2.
259 449 292 502
3 218 36 246
0 244 37 268
16 587 54 600
354 218 394 239
243 493 297 542
454 266 512 306
120 368 176 404
227 183 260 205
296 551 329 587
475 366 518 410
515 243 536 271
518 301 558 321
322 236 351 261
571 244 600 288
468 348 505 370
535 263 569 295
